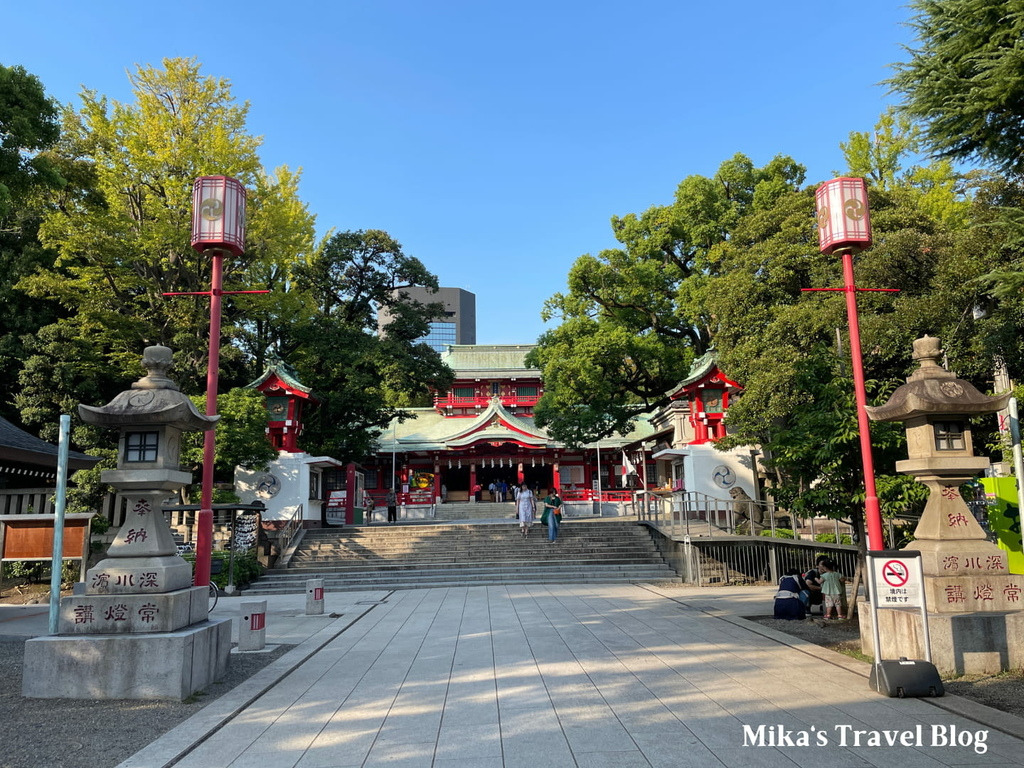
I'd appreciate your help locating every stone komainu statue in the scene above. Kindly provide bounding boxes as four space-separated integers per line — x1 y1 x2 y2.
729 487 763 533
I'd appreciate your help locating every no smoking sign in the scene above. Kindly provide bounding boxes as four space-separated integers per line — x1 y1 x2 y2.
881 560 910 587
871 554 922 608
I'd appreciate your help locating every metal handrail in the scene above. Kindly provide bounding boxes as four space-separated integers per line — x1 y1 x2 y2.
277 503 304 559
636 489 853 542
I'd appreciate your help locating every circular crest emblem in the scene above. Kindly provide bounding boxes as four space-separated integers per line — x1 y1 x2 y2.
201 197 224 221
939 381 965 398
128 390 155 407
712 464 736 489
844 198 865 220
256 473 281 498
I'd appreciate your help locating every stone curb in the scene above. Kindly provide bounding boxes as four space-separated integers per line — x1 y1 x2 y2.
114 603 383 768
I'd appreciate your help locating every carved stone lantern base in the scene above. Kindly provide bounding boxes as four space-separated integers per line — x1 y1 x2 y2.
861 603 1024 675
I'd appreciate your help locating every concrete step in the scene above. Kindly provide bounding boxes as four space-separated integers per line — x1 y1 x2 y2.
266 560 671 577
249 517 678 594
246 569 681 594
244 575 682 595
293 536 652 551
256 569 675 585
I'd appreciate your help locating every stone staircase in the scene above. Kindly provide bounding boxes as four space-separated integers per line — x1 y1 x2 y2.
433 501 517 521
245 519 681 594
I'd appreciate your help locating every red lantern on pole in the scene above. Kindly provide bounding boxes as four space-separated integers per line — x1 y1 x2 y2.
191 176 246 256
809 177 890 552
815 177 872 255
188 175 245 587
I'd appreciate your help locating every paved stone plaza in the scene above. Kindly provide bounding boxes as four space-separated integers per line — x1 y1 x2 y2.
75 584 1024 768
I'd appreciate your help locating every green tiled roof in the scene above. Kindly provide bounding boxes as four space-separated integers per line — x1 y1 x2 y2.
441 345 539 374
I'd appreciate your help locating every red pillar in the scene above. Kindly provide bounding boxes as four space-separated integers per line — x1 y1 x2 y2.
841 249 884 551
469 463 477 502
195 251 223 588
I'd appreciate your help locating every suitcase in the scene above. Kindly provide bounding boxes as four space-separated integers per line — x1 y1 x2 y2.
869 658 944 698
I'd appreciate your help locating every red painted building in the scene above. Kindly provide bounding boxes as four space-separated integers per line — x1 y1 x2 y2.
248 352 319 453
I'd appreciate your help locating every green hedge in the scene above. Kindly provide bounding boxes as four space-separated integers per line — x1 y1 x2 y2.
181 551 263 589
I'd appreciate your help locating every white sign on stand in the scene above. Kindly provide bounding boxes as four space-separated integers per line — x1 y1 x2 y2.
866 549 933 668
871 556 923 608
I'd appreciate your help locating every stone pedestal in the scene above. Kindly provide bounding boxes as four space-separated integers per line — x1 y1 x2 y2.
859 600 1024 675
23 619 231 700
58 586 209 634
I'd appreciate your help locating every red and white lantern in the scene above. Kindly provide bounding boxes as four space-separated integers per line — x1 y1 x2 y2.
191 176 246 256
815 177 872 255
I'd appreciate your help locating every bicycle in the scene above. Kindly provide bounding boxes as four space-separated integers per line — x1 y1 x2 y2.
208 581 220 612
191 560 222 613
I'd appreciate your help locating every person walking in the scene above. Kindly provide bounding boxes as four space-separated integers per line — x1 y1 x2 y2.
541 487 563 543
516 482 535 538
385 488 398 524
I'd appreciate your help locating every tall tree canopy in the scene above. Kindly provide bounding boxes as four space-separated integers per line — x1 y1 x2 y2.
527 153 805 446
0 63 64 421
890 0 1024 174
290 229 453 462
532 119 1024 536
14 58 315 444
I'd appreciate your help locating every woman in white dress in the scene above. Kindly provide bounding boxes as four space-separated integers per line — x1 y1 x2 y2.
516 482 536 538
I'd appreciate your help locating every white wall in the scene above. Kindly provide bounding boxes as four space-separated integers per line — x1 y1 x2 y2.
235 452 328 523
684 444 760 502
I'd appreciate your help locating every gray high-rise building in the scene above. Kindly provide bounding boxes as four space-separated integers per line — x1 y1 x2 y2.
379 287 476 353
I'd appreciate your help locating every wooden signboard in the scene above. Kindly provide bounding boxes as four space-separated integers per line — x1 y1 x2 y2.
0 513 95 581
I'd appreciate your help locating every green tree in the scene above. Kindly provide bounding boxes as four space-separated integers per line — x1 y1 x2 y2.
18 57 314 391
181 388 278 494
0 63 61 216
756 348 928 548
0 63 65 420
890 0 1024 174
291 229 454 461
14 58 315 451
528 153 805 445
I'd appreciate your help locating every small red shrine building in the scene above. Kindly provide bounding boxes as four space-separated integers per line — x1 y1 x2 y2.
247 352 319 453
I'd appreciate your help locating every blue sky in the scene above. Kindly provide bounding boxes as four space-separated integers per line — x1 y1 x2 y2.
5 1 917 345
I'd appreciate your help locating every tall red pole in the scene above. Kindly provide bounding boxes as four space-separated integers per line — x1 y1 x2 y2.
194 250 223 587
840 248 884 551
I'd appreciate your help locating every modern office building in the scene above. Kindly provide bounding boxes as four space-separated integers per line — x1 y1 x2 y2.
378 286 476 353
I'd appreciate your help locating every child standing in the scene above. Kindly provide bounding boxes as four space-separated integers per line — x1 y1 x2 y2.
820 559 847 620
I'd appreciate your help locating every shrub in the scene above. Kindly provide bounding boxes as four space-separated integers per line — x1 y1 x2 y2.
814 533 853 545
4 559 78 585
760 528 796 539
181 550 264 589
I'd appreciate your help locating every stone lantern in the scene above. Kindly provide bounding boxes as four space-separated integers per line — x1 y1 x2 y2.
23 346 232 699
862 335 1024 674
79 345 220 594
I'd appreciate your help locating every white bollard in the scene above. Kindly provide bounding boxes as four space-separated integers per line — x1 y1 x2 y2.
238 600 267 651
306 578 325 616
